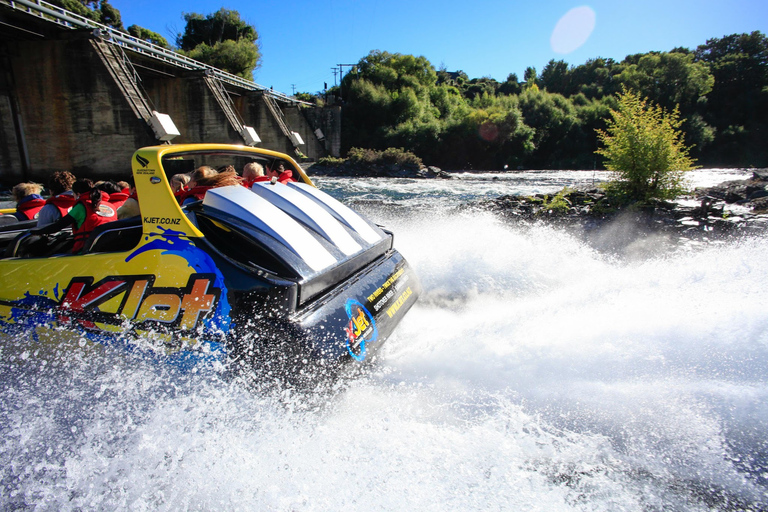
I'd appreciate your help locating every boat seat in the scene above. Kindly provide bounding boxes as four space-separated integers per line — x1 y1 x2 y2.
0 219 37 256
4 229 73 259
81 216 143 254
0 219 37 234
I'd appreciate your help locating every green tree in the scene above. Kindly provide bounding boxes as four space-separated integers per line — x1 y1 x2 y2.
127 25 169 48
596 89 697 202
177 9 260 79
341 51 444 152
498 73 522 96
436 69 468 90
463 77 500 100
439 94 534 169
694 31 768 166
569 57 619 99
539 59 572 95
48 0 123 29
98 0 122 29
615 51 714 156
518 88 580 168
571 94 614 168
523 66 538 88
186 39 260 79
615 51 713 114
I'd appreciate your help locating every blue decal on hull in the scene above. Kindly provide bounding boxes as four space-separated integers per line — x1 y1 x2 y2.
343 299 378 361
126 228 232 334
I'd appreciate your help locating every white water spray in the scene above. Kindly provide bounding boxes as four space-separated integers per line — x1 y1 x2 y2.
1 173 766 510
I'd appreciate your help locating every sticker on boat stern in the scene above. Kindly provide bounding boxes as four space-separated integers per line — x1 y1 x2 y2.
343 299 378 361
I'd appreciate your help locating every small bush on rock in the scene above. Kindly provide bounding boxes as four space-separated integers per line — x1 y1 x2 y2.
596 89 697 204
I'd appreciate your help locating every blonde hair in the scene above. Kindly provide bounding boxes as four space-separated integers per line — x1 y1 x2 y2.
243 162 264 179
12 182 43 202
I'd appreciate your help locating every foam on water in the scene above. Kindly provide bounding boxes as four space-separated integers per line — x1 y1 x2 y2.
313 168 752 211
384 211 768 509
1 174 767 510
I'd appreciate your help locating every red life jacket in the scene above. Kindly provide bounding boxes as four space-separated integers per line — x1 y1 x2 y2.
72 192 117 253
252 170 295 185
108 192 129 209
46 193 77 218
15 195 46 220
278 170 296 184
176 185 212 205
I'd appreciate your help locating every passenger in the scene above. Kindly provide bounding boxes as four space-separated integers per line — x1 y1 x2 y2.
178 168 241 206
170 173 191 194
37 171 77 228
31 179 117 253
11 182 45 221
264 160 296 184
116 181 130 194
176 166 217 205
97 181 128 209
241 162 264 188
117 177 140 219
188 166 217 187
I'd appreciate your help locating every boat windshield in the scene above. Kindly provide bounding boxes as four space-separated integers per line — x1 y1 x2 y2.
161 150 302 183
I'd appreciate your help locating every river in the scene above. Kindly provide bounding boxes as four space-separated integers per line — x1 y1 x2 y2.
1 168 767 510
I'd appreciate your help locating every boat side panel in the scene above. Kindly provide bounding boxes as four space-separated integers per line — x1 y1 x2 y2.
0 227 232 357
292 250 421 362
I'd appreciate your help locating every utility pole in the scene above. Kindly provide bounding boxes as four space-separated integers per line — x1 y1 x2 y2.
331 66 338 86
291 84 296 95
337 63 355 102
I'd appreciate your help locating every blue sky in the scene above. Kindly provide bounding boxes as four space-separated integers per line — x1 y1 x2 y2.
113 0 768 96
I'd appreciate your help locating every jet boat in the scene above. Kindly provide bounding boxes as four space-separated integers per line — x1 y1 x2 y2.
0 144 420 368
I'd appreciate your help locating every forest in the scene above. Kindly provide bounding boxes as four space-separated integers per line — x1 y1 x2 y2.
326 32 768 170
45 2 768 170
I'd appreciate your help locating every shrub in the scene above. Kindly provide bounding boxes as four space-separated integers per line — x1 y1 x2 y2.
595 89 697 203
346 147 423 169
541 189 572 215
316 156 345 166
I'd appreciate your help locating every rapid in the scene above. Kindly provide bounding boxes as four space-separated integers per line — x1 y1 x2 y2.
2 169 767 510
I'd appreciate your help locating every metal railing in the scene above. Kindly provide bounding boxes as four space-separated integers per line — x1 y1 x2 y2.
2 0 310 105
204 74 246 133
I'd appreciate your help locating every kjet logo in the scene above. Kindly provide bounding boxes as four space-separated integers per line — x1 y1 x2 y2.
343 299 378 361
136 154 150 167
59 273 221 332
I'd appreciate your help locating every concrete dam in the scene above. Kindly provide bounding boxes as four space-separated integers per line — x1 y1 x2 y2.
0 0 340 185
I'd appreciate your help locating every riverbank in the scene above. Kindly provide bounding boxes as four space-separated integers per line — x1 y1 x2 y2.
306 161 452 179
465 170 768 252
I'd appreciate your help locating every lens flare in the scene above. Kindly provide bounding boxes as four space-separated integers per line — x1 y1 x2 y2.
551 6 596 54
